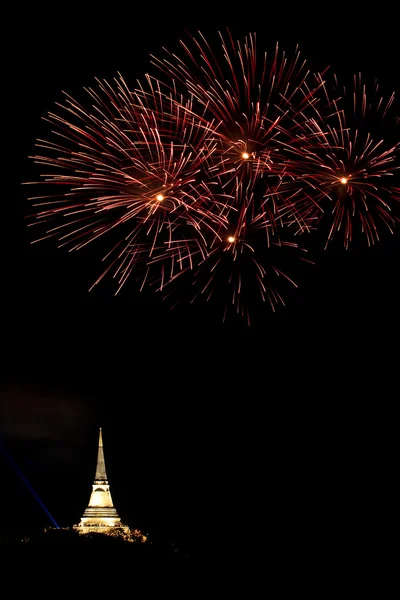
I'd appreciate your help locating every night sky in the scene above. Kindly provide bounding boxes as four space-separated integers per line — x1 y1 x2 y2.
2 5 398 554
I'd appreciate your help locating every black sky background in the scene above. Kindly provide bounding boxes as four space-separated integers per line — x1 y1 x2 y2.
1 5 398 553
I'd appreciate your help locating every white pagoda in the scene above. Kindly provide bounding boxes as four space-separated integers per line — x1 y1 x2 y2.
74 427 130 536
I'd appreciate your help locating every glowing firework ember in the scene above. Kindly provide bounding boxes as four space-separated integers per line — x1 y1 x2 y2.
25 30 400 322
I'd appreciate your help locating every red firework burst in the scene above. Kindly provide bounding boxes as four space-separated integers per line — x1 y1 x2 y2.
279 72 400 247
163 179 312 325
25 74 229 293
149 30 328 189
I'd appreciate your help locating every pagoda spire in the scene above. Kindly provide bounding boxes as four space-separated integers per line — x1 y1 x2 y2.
94 427 107 482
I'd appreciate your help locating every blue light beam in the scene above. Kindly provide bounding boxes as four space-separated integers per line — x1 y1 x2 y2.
0 437 60 529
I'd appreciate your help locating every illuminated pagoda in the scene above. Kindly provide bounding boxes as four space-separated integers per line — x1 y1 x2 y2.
73 427 130 536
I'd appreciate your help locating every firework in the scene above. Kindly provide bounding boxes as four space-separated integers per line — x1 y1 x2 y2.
140 30 328 315
26 74 229 293
165 179 313 325
25 30 400 322
150 31 329 190
279 72 400 247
